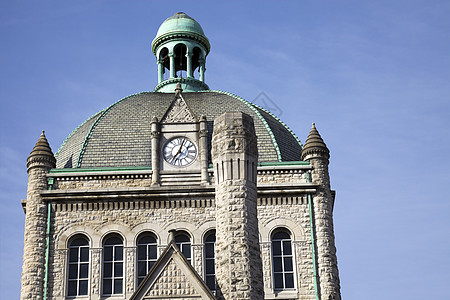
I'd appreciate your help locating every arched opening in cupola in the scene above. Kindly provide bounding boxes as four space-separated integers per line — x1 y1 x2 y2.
174 43 187 77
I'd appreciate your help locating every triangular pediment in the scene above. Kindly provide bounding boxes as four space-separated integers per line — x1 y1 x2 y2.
161 94 197 123
130 242 215 300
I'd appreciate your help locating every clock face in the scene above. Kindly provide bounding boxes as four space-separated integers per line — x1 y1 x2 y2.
163 137 197 167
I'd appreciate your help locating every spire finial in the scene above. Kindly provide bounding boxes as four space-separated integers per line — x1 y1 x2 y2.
27 130 56 171
301 123 330 161
175 82 183 95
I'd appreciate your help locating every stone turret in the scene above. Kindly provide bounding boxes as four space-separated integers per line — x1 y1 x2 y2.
301 123 341 300
211 112 264 300
21 131 56 300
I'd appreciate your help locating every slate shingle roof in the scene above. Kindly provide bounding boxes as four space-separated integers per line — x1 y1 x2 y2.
55 91 303 168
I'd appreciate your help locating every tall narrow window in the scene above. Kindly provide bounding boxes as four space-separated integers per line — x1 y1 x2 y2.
103 235 124 295
67 235 89 296
204 231 216 292
137 232 158 286
174 231 191 264
272 230 295 290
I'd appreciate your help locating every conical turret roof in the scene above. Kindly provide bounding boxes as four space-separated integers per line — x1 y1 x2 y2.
27 131 56 169
301 123 329 160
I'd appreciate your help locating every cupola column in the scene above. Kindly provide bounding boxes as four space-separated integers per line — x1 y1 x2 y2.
169 53 175 78
157 59 164 83
199 59 205 82
186 51 193 78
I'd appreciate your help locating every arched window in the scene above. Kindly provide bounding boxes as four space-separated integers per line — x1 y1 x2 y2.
174 231 191 264
204 231 216 292
103 235 124 295
137 232 158 286
271 229 295 290
67 235 89 296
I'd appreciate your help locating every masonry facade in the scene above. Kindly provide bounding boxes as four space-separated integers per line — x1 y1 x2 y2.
21 12 341 300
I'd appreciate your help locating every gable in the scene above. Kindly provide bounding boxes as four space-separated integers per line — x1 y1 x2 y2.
130 242 215 300
161 94 197 123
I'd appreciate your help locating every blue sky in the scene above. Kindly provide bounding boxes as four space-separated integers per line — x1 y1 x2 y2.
1 1 449 299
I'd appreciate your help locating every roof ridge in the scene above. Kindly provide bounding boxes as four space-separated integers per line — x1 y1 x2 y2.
75 91 154 168
202 90 283 162
54 111 103 159
249 101 303 148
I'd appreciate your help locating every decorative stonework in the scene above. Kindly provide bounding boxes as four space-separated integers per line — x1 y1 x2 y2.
161 96 197 123
146 259 199 297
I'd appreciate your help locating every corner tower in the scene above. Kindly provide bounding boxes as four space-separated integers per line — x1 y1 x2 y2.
301 123 341 300
21 131 56 300
152 12 210 92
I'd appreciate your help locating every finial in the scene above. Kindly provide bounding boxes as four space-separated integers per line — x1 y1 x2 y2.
175 82 183 95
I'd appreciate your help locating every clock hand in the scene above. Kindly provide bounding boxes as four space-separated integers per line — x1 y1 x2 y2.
173 138 186 160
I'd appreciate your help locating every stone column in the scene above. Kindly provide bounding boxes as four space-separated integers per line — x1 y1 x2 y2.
90 248 102 300
125 247 136 297
169 53 175 78
212 112 264 300
301 123 341 300
199 115 210 185
151 117 160 186
21 131 56 300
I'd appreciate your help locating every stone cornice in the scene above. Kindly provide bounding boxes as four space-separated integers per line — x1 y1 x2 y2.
38 182 317 202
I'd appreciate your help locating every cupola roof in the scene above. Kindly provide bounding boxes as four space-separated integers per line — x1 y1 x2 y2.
152 12 210 55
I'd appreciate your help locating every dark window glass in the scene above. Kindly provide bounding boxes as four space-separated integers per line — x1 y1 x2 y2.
68 264 78 279
80 263 89 278
136 233 158 287
80 247 89 261
271 229 295 290
67 235 90 296
79 280 88 295
68 281 77 296
103 235 123 295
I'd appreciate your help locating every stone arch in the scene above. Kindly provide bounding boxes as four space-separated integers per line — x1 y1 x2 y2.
130 222 166 247
195 220 216 242
56 225 98 250
97 223 130 247
260 217 305 243
164 221 197 244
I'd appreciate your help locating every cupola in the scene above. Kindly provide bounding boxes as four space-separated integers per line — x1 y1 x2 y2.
152 12 210 92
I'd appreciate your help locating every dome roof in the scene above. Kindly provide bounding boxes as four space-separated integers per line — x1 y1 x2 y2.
55 91 303 169
152 12 210 54
156 12 205 38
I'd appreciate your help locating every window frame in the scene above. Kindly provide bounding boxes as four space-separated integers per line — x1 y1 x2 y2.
203 230 216 292
67 235 90 297
271 229 296 291
102 235 124 296
136 232 158 287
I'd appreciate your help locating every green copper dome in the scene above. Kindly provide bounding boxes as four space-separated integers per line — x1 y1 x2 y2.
152 12 210 55
157 12 205 37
